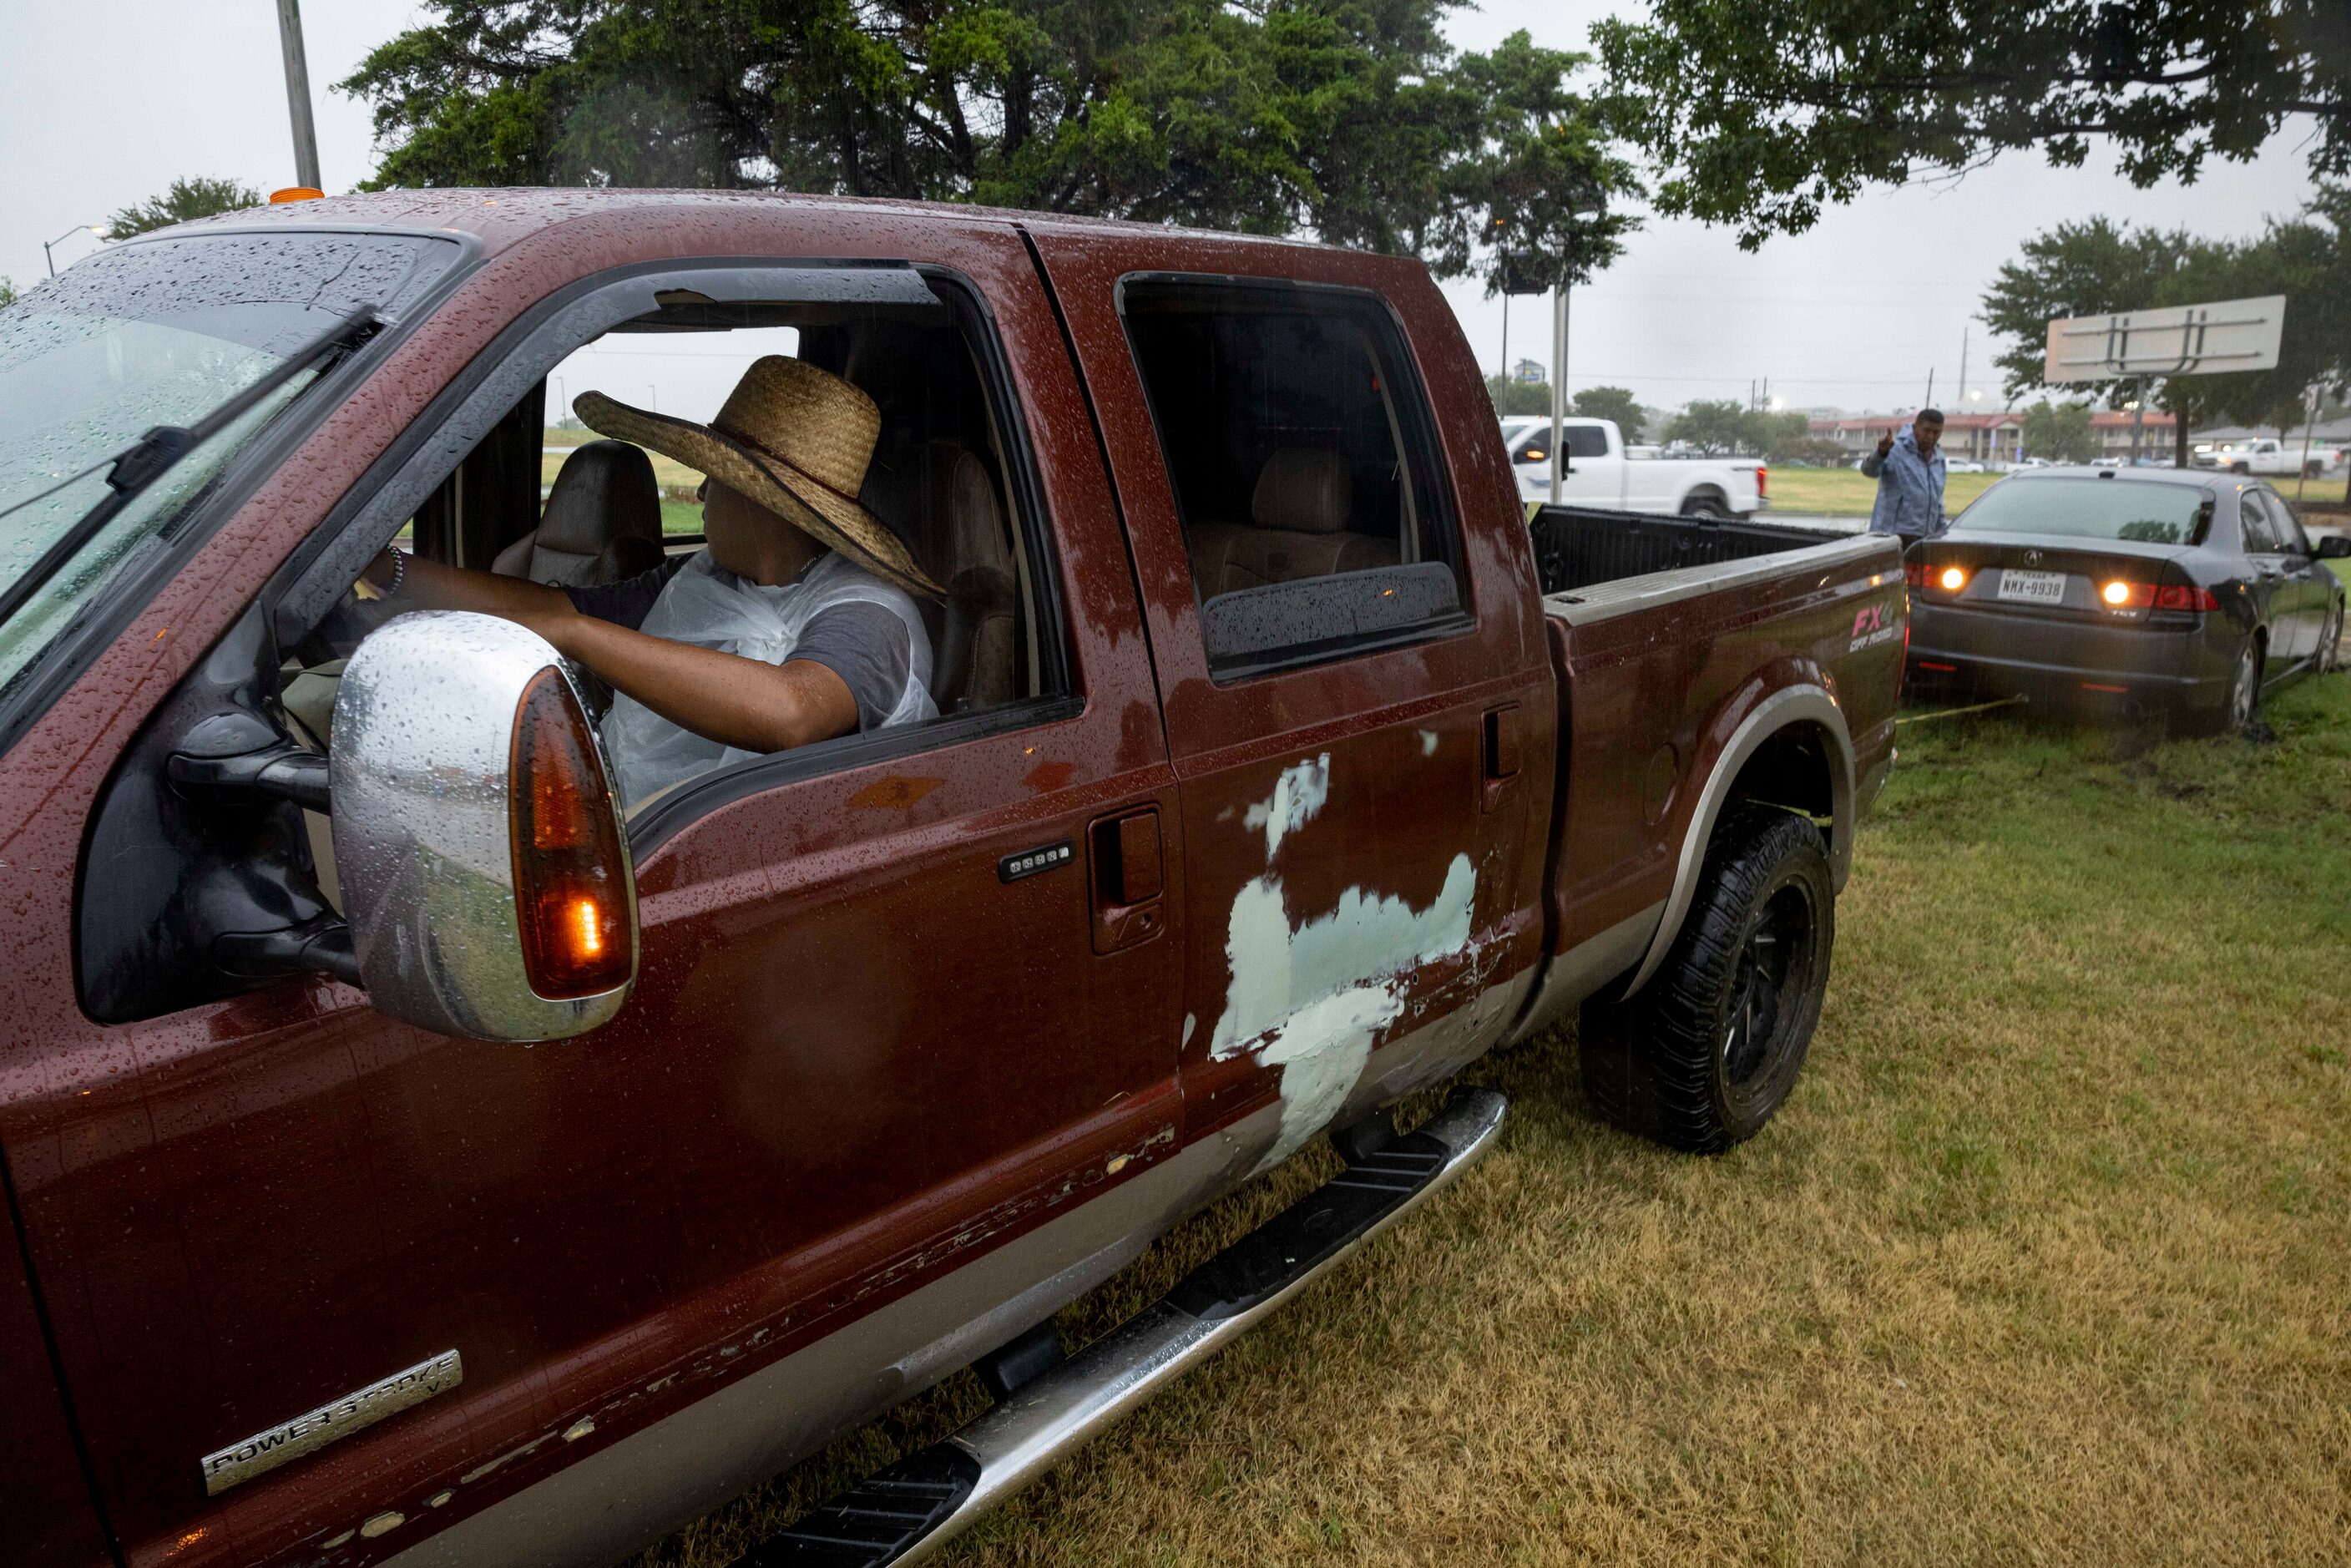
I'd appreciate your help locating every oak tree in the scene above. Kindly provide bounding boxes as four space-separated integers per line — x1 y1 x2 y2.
341 2 1637 291
1595 1 2349 247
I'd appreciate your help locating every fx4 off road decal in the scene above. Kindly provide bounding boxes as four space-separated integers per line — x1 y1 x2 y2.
1849 602 1904 653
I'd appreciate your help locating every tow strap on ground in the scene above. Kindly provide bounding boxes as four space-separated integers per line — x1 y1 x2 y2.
1895 694 2030 726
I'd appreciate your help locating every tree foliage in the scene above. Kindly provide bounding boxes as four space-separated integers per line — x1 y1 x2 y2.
1571 384 1643 439
341 2 1636 291
1595 1 2350 247
1486 373 1551 417
1661 399 1751 455
105 176 261 239
2021 399 2098 463
1662 399 1804 457
1979 190 2350 439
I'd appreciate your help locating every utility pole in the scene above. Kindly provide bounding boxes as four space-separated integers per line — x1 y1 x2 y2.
1955 327 1969 412
1499 293 1509 389
1549 285 1567 504
276 0 323 190
1923 367 1935 409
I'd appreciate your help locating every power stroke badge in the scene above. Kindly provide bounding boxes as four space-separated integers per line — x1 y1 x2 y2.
201 1349 463 1495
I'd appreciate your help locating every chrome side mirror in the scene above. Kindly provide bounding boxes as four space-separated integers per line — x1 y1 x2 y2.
329 611 639 1041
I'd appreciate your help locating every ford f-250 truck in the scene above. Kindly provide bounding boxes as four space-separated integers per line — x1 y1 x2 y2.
0 191 1900 1568
1499 415 1769 517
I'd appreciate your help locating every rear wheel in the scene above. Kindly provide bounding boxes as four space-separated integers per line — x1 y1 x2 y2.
2321 604 2343 675
1682 491 1732 520
2221 636 2265 733
1581 806 1834 1153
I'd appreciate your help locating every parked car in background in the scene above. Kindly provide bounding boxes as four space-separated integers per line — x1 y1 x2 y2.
0 191 1902 1568
2195 437 2342 478
1907 468 2348 731
1500 417 1767 517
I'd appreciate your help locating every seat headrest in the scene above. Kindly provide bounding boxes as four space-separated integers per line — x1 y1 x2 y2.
924 439 1010 581
1251 449 1352 534
538 441 662 555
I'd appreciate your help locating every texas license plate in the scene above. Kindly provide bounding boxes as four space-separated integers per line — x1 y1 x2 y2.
1997 569 2068 604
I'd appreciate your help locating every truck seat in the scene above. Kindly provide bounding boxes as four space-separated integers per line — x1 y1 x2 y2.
1186 449 1397 597
492 439 666 587
919 440 1019 711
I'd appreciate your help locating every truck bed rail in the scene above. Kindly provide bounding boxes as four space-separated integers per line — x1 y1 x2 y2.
1530 506 1843 599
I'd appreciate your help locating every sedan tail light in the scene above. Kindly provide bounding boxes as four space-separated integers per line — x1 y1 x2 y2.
2099 579 2156 609
2155 583 2221 612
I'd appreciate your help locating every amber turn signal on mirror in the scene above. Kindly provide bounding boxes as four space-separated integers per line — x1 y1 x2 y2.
509 670 631 999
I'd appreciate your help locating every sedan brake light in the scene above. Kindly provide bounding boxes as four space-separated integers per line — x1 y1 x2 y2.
2154 583 2221 612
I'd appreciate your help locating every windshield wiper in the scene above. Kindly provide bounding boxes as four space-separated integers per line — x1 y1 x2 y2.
0 306 379 631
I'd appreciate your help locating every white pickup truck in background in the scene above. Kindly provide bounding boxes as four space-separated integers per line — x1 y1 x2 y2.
1501 417 1768 518
2196 438 2343 478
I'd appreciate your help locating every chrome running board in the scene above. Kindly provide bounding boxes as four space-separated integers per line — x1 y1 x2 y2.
736 1086 1509 1568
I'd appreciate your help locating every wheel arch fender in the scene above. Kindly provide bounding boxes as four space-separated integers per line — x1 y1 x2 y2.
1620 684 1854 999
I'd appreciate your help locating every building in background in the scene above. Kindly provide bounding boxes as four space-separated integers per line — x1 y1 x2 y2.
2087 409 2177 461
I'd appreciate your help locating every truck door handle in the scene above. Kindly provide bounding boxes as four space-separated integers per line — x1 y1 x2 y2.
1482 706 1521 813
1089 808 1164 954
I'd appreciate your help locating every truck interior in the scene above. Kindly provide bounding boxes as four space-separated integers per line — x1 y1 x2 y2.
287 291 1049 756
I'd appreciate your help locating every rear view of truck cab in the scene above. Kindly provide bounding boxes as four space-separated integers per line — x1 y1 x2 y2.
0 193 1895 1568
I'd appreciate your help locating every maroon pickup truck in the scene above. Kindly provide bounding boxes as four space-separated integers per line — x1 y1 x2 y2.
0 192 1901 1568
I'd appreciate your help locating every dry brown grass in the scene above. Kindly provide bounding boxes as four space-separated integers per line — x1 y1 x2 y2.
647 672 2351 1567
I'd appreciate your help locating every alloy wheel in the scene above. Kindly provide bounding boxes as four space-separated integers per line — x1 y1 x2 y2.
1722 884 1813 1088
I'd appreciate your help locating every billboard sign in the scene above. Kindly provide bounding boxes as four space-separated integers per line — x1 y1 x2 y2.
2044 296 2284 383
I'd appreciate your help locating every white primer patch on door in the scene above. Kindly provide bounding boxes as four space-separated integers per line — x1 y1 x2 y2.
1211 852 1477 1171
1241 753 1330 862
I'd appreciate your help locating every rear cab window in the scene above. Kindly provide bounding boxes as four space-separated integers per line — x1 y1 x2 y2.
1119 279 1468 678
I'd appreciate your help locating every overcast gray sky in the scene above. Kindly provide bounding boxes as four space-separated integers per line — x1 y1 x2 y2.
0 0 2328 417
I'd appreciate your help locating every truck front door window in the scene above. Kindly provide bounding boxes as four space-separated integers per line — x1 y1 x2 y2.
296 281 1050 822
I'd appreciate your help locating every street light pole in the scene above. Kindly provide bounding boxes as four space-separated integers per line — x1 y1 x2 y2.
1549 284 1568 505
43 222 106 277
276 0 324 190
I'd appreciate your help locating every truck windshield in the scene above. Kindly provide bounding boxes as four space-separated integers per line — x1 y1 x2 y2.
0 230 456 702
1954 478 2211 546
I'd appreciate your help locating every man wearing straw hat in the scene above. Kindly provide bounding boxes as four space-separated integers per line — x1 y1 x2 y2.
356 357 942 807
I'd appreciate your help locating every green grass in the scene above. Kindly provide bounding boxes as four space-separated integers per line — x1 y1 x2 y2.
645 665 2351 1566
1769 467 2005 517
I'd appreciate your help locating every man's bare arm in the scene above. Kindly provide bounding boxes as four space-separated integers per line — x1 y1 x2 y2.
549 615 858 753
360 552 859 753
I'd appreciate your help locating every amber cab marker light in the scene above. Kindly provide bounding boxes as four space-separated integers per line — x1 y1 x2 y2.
269 187 325 204
508 670 630 999
1938 565 1968 592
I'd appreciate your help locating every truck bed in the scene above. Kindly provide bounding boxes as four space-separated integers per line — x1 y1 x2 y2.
1529 505 1845 598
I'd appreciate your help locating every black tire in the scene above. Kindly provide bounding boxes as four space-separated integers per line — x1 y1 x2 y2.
2306 460 2327 479
1580 806 1835 1153
1682 491 1732 520
2221 635 2265 734
2320 603 2343 675
2230 461 2251 475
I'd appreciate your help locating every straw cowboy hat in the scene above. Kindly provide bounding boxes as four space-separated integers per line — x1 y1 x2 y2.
575 357 942 599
